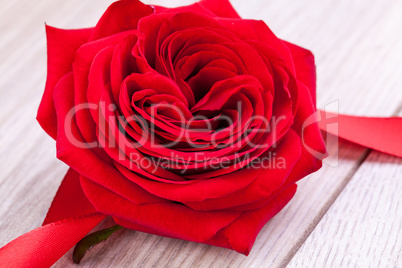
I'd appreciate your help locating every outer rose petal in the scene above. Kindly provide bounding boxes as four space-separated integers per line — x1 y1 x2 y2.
199 0 241 18
110 185 296 255
288 40 327 166
37 25 92 139
284 41 317 106
108 179 291 256
206 184 297 255
283 42 327 185
286 82 327 187
89 0 154 41
43 168 96 225
152 0 237 18
155 3 215 16
80 176 242 243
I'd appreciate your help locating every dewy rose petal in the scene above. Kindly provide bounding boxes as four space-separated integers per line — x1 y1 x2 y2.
36 0 328 255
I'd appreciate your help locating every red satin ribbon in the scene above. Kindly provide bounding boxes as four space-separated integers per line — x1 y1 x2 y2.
0 169 106 268
0 111 401 267
319 111 402 157
0 214 105 268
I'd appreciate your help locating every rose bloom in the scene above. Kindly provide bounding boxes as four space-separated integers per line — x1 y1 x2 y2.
37 0 326 254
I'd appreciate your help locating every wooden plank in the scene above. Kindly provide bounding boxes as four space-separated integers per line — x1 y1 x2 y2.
0 0 400 267
288 151 402 268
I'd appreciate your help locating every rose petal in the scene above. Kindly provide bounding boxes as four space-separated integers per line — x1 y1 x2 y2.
284 41 317 106
274 82 327 189
53 72 165 205
292 82 326 161
80 176 242 243
160 3 215 16
184 130 301 211
199 0 241 19
138 12 223 68
37 25 92 139
217 18 296 74
43 168 96 225
89 0 154 41
206 184 297 255
115 160 262 202
73 31 136 150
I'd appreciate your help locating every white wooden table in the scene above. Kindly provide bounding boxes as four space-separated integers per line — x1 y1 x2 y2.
0 0 401 267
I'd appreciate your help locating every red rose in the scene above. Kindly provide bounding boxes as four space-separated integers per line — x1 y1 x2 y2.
37 0 326 255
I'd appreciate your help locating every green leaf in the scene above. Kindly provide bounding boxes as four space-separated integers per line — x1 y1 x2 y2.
73 225 123 264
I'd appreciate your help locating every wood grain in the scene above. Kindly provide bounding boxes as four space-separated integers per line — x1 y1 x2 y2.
0 0 401 267
288 151 402 268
